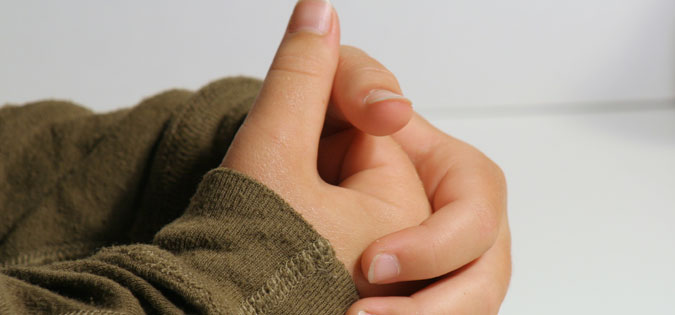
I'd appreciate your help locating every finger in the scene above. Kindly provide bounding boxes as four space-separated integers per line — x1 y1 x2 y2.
351 220 511 315
361 200 497 284
361 126 507 283
412 220 512 315
328 45 413 137
223 0 340 176
391 113 460 198
391 112 444 164
346 296 418 315
337 133 428 221
391 113 506 201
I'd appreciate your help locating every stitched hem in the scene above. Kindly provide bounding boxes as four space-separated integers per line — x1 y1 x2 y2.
238 238 339 315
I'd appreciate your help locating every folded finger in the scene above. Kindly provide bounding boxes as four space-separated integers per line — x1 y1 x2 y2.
350 220 511 315
328 45 413 136
411 220 511 315
357 112 507 283
360 197 498 284
346 296 418 315
360 150 506 283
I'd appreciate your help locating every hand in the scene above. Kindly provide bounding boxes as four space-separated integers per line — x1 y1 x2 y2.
221 0 431 297
224 0 512 312
321 23 511 313
337 57 512 314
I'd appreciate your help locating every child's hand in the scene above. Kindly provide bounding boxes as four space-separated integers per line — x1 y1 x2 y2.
221 0 430 297
224 0 511 313
348 111 512 315
332 48 511 315
330 45 512 314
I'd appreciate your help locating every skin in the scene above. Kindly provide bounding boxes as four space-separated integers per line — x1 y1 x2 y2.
223 1 511 314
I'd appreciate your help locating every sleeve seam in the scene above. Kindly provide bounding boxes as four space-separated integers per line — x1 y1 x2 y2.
237 238 339 315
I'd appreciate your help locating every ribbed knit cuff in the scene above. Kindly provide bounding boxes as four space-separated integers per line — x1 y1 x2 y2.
155 167 358 314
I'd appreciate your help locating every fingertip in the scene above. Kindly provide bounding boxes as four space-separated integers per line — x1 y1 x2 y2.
347 296 419 315
360 234 406 285
332 46 413 137
361 99 413 136
360 225 429 284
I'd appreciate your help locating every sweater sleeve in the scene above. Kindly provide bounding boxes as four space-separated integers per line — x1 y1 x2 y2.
0 168 357 314
0 77 358 314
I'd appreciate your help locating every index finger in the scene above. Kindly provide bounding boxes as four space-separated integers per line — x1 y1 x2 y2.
394 113 505 207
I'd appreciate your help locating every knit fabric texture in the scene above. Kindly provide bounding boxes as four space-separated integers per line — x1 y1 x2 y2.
0 77 359 314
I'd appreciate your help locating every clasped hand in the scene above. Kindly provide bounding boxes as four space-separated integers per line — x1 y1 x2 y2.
222 1 511 314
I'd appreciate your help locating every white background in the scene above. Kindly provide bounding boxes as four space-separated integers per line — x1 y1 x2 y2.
1 1 674 314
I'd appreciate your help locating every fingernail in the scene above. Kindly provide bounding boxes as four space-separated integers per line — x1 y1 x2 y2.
367 253 400 284
358 311 375 315
288 0 333 35
363 89 411 105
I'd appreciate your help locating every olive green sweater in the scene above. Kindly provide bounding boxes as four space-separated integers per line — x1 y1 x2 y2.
0 77 359 314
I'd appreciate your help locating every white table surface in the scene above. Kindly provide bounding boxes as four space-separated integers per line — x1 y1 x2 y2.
426 105 675 314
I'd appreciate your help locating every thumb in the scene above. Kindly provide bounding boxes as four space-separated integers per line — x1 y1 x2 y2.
223 0 340 179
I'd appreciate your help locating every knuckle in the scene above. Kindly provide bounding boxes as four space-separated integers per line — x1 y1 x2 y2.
354 65 399 86
471 149 506 190
472 199 500 244
420 223 444 274
467 149 508 214
337 46 400 87
339 44 363 55
339 45 373 65
488 159 507 191
270 51 327 79
486 160 508 213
